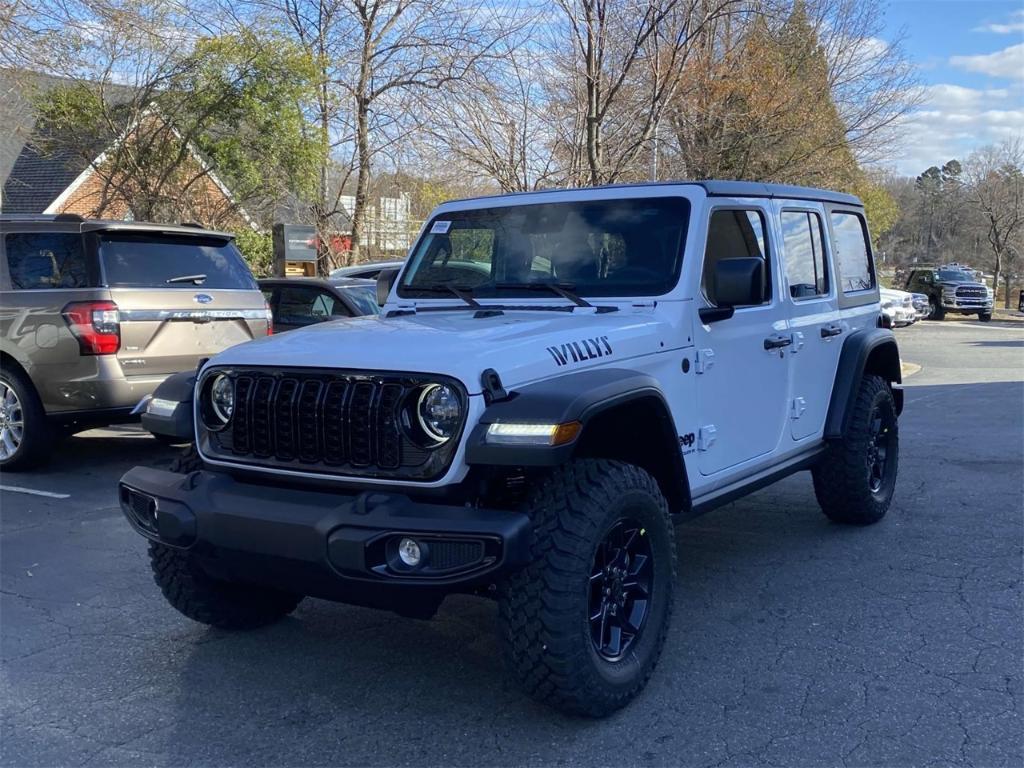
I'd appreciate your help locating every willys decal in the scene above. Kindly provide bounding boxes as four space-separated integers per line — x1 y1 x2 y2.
546 336 613 367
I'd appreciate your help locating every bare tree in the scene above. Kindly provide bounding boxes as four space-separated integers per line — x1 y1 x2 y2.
335 0 504 259
966 139 1024 307
550 0 742 186
427 27 560 192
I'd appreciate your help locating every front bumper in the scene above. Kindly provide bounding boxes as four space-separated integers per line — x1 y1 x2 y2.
118 465 532 605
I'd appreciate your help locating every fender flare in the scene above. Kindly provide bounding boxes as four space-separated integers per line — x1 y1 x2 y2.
466 366 682 463
140 370 196 440
824 328 903 440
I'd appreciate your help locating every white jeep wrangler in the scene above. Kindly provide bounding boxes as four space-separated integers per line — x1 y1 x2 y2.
120 181 902 716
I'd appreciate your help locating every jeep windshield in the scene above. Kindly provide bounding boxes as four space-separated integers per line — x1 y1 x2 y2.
398 197 689 299
97 233 258 290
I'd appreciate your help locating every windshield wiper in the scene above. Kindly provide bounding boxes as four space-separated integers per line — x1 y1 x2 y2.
491 282 592 308
410 284 480 308
166 273 207 285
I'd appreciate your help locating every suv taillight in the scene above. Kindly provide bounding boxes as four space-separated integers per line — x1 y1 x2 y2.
264 300 274 336
62 301 121 355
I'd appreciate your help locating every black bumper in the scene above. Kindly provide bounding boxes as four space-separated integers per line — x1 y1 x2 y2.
118 466 532 606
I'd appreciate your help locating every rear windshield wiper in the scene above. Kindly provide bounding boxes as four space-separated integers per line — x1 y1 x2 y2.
166 273 207 285
491 282 592 308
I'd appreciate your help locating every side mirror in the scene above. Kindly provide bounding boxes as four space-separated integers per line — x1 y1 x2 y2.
376 268 399 307
700 257 765 323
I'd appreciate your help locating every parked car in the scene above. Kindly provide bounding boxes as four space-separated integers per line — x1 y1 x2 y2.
880 287 916 327
0 214 270 468
905 265 993 321
910 292 929 320
120 181 901 717
329 259 405 281
259 277 378 332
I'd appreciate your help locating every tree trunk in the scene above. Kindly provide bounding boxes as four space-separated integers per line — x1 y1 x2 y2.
1004 271 1013 310
350 97 371 265
584 5 601 186
991 250 1001 306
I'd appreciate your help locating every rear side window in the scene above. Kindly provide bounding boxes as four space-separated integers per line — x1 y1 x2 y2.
98 234 257 290
830 212 874 293
4 232 91 290
702 209 770 306
780 211 829 299
277 286 344 325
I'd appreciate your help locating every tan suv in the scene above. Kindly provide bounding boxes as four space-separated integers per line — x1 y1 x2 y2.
0 214 270 469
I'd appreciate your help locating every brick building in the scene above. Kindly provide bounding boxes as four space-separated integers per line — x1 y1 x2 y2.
0 69 250 229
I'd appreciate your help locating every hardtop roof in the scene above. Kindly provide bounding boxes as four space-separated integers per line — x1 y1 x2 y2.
443 180 862 208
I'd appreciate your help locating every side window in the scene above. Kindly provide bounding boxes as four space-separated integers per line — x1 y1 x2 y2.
702 209 770 306
276 286 321 325
310 291 337 318
830 212 874 293
780 210 829 299
5 233 89 290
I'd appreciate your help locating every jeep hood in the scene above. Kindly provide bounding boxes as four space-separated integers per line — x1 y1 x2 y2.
209 309 670 393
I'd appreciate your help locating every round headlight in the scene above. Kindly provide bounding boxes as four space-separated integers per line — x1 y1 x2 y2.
416 383 461 443
210 374 234 423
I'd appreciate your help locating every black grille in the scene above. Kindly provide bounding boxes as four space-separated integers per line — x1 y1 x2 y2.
203 369 463 481
429 540 485 571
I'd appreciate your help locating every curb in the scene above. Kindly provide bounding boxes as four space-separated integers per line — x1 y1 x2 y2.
901 362 921 378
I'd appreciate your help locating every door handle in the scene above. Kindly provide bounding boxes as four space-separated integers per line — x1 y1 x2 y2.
820 325 843 338
763 334 793 350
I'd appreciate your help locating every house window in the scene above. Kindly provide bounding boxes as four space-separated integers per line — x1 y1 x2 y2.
5 233 90 290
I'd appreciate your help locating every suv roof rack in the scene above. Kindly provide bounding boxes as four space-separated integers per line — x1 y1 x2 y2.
179 221 205 229
53 213 85 222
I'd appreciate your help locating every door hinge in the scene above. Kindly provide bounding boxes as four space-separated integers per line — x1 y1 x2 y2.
698 425 717 451
790 397 807 419
791 331 805 353
695 348 714 374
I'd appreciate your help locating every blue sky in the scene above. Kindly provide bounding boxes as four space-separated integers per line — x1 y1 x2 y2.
880 0 1024 174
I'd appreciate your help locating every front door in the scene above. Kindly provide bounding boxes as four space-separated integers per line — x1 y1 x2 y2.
693 204 790 476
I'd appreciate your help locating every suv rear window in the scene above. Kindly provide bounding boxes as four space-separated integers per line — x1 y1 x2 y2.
98 234 257 290
5 232 92 290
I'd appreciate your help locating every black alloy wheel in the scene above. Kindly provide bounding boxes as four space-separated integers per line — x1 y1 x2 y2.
866 404 894 493
589 518 654 661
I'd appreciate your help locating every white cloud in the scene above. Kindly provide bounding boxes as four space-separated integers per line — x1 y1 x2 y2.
882 82 1024 175
973 9 1024 34
950 43 1024 80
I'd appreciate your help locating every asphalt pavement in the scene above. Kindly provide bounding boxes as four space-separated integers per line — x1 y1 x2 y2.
1 317 1022 767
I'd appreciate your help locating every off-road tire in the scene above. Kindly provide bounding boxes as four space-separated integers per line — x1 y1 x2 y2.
929 298 945 320
149 542 302 629
978 312 992 322
498 459 677 717
812 374 898 526
0 363 51 470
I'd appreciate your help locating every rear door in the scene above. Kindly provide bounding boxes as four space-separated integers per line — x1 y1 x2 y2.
95 230 268 377
774 203 842 442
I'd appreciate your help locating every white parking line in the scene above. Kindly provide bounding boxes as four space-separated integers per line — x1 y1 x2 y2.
0 485 70 499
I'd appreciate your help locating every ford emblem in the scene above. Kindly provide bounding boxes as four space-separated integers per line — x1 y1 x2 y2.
193 293 213 304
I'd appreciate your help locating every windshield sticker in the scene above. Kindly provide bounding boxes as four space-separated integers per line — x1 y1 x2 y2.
547 336 612 367
430 220 451 234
